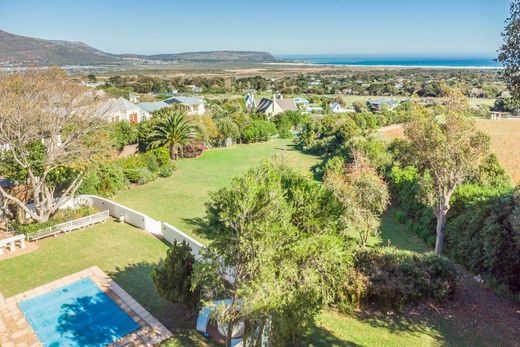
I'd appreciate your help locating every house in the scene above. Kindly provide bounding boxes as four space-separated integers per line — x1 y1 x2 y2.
164 96 205 115
245 93 256 113
137 101 170 113
190 85 203 93
128 92 140 103
367 98 399 112
100 97 151 123
293 97 309 106
330 102 352 114
256 94 297 118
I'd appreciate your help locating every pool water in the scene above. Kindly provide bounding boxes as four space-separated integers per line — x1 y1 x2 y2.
18 278 139 347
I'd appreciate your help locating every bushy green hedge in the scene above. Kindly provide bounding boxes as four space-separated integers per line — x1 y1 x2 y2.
79 148 175 196
339 247 457 311
242 119 277 143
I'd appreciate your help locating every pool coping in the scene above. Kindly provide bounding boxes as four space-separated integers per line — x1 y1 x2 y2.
0 266 172 346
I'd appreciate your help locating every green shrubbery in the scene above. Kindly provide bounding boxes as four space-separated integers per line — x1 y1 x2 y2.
242 119 277 143
339 247 457 311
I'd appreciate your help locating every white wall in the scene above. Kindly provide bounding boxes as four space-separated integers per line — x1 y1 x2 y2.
163 223 204 259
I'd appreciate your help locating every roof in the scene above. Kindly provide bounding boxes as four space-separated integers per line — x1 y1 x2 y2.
368 98 399 106
164 96 203 106
293 97 309 104
137 101 169 113
275 99 297 112
109 97 143 113
256 98 273 113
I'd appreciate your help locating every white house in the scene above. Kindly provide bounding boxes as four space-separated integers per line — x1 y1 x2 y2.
245 93 256 113
330 102 354 114
100 97 151 123
128 92 140 103
164 96 205 115
137 101 170 113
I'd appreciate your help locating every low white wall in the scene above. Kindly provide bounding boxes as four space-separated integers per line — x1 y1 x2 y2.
162 223 204 259
77 195 162 237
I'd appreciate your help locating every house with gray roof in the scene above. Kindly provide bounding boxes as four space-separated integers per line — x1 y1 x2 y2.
163 96 205 115
100 97 151 123
137 101 170 113
255 94 297 118
367 98 399 112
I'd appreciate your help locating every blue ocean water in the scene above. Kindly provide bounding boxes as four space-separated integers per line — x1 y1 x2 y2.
18 278 139 347
277 55 500 68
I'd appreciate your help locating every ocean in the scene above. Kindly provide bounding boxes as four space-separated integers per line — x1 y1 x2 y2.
275 55 500 68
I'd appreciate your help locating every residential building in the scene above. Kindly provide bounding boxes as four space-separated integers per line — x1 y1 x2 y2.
100 97 151 123
367 98 399 112
256 94 297 118
245 93 256 113
330 102 349 114
137 101 170 113
164 96 205 115
128 92 140 103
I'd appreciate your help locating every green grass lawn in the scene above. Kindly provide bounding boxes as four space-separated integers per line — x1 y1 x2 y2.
114 139 321 241
0 140 513 346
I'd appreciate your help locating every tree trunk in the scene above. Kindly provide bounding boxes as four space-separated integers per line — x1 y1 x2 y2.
169 144 177 161
226 320 234 347
435 205 448 256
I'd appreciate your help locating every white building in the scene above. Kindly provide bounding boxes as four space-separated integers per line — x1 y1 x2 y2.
330 102 353 114
100 97 151 123
256 94 298 118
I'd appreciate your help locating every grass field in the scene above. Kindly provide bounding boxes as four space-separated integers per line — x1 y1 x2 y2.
379 119 520 183
1 139 518 346
114 139 322 241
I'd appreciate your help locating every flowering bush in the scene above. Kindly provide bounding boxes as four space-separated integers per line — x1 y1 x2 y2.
182 144 206 158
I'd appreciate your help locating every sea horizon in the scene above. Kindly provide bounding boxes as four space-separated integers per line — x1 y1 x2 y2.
275 54 501 68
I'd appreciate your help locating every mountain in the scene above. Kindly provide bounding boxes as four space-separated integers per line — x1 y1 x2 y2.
0 30 276 65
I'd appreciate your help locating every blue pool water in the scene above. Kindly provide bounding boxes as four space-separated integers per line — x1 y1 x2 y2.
18 278 139 347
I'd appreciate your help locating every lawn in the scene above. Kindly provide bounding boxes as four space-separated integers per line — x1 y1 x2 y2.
114 139 322 241
1 139 517 346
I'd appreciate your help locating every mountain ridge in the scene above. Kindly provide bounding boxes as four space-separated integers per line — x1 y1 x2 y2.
0 30 275 65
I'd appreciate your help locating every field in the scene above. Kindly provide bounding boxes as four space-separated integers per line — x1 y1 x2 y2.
379 119 520 183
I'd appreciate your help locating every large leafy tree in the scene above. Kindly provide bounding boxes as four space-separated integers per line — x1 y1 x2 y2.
147 111 199 160
193 162 352 346
498 0 520 102
0 69 107 223
404 97 489 255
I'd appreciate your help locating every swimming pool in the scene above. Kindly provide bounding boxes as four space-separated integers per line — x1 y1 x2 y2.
18 277 140 347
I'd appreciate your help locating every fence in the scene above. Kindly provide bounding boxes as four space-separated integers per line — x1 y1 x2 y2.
162 223 204 258
28 210 109 241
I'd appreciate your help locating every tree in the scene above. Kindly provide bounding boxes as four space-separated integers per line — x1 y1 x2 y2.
152 240 200 314
324 154 389 247
498 0 520 102
147 111 199 160
404 101 489 255
193 162 352 346
86 73 97 83
0 69 107 223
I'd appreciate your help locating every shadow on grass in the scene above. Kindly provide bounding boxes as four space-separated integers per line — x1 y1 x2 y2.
109 261 197 332
305 323 366 347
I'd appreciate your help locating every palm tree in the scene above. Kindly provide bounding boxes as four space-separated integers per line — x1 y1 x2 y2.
147 112 199 160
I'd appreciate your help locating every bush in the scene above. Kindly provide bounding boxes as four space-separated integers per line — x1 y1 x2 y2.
339 247 457 311
182 144 206 158
158 163 175 178
242 120 277 143
123 167 156 184
78 162 128 197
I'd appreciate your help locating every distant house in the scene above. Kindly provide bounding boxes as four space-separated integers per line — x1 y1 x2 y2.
245 93 256 113
293 97 309 105
190 85 203 93
256 94 297 118
128 92 140 103
367 98 399 112
330 102 351 114
100 97 151 123
137 101 170 113
164 96 205 115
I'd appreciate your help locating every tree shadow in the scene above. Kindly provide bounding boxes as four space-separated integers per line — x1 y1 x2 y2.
57 292 139 346
109 261 198 332
304 322 366 347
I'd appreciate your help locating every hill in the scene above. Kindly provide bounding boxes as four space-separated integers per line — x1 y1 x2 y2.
0 30 275 66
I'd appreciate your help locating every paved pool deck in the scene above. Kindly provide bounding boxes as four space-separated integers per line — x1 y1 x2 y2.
0 266 172 346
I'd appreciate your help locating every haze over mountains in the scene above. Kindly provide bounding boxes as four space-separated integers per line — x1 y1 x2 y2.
0 30 276 66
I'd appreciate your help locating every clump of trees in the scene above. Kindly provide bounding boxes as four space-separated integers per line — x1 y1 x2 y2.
499 0 520 103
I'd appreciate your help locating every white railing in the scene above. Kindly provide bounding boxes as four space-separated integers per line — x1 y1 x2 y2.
0 234 26 256
28 210 109 241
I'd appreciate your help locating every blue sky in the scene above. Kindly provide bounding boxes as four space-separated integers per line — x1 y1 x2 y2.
0 0 511 56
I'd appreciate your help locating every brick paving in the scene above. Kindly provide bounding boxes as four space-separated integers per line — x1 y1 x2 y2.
0 266 172 346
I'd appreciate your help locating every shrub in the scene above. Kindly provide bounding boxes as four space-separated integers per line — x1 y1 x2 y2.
158 163 175 178
339 247 457 311
14 206 98 235
182 144 206 158
242 120 277 143
123 167 156 184
78 162 128 197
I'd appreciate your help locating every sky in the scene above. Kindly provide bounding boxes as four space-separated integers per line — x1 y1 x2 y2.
0 0 512 56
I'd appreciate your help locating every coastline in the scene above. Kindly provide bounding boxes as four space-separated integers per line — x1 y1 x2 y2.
263 61 502 70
